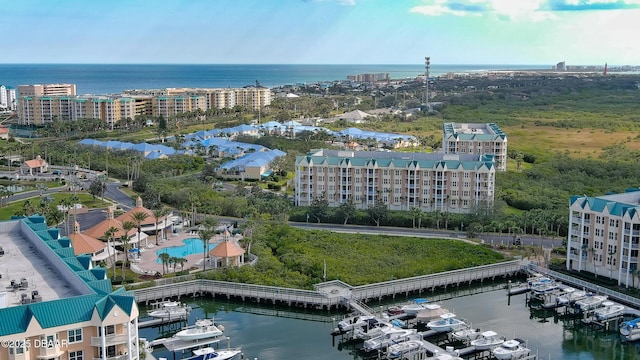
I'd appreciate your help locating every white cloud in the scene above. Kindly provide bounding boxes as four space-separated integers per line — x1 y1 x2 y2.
409 0 640 21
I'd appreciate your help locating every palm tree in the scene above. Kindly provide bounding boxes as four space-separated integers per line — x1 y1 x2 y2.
120 221 136 278
197 216 219 271
101 226 119 280
409 207 422 229
175 257 187 273
158 252 170 275
131 211 149 249
152 207 169 246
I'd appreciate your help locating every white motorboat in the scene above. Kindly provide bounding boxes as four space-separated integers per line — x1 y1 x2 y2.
176 319 224 341
492 339 531 360
530 278 559 295
415 303 450 323
148 301 190 319
336 315 377 333
555 287 587 306
470 330 505 350
527 273 552 288
184 347 241 360
363 328 415 352
593 301 624 321
353 321 395 340
400 298 430 315
574 294 608 312
386 335 425 359
427 313 467 333
620 318 640 342
451 326 482 342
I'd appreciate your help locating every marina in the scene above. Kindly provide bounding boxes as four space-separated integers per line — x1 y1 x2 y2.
135 262 640 359
137 279 640 360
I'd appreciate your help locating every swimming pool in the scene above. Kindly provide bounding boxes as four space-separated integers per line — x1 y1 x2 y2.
155 238 218 263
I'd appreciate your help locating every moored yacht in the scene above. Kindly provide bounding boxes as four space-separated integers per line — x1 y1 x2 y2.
415 303 450 323
426 313 467 333
593 301 625 321
492 339 531 360
555 287 588 306
148 301 191 319
385 334 426 359
574 294 608 312
184 347 241 360
400 298 430 315
620 318 640 342
363 328 415 352
176 319 225 341
470 330 505 350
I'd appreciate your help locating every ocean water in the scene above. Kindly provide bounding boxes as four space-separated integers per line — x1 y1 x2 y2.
0 64 547 95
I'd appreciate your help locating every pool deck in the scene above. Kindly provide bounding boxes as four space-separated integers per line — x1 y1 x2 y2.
129 231 243 275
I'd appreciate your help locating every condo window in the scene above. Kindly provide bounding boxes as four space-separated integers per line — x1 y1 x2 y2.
69 350 84 360
68 328 83 343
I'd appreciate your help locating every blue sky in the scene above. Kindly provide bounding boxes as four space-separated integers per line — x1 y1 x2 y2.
2 0 639 65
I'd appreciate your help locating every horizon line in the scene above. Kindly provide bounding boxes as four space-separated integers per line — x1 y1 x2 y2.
0 62 567 67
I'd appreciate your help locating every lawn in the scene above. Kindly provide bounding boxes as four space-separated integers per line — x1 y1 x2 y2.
0 193 113 220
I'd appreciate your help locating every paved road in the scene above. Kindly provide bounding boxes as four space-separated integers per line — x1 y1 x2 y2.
32 175 560 249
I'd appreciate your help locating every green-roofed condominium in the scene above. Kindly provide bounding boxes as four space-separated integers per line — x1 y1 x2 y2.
0 215 140 360
442 123 507 171
568 190 640 288
295 149 495 213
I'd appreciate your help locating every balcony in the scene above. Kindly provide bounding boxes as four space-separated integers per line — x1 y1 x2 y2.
92 355 133 360
91 334 130 347
622 242 640 250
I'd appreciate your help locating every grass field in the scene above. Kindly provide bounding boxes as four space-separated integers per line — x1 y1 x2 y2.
505 125 640 159
0 193 113 220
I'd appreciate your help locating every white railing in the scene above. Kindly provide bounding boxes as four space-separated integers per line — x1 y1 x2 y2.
90 335 129 347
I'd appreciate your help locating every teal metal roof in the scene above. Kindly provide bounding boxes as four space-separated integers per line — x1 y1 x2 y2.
297 151 494 171
571 195 640 218
0 215 137 337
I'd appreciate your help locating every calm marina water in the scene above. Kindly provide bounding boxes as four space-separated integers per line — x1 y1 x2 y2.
139 280 640 360
0 64 547 95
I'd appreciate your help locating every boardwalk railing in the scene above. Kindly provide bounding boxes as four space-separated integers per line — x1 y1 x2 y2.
133 279 341 309
528 264 640 309
351 260 522 301
133 260 525 310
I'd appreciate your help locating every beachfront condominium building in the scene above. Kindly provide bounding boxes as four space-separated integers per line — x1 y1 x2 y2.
123 87 272 112
17 84 77 97
16 86 271 125
17 96 137 127
295 149 495 213
0 85 16 111
567 190 640 288
0 215 140 360
442 123 508 171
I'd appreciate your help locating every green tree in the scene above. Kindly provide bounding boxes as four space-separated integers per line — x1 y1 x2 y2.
88 176 107 201
158 252 170 275
309 195 330 223
101 226 119 280
198 216 219 271
131 211 149 249
336 198 356 225
409 206 423 229
367 198 388 227
120 220 136 279
152 207 170 246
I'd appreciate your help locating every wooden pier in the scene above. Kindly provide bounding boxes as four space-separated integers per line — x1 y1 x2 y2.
139 315 189 329
132 260 524 311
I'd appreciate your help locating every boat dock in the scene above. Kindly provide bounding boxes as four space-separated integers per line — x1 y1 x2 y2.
139 315 189 329
133 260 523 311
147 335 227 352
